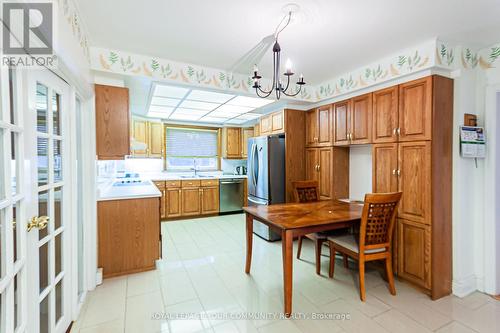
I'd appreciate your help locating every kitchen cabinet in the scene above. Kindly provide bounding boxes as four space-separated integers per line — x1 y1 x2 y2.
131 119 164 158
165 188 182 218
95 84 130 159
271 110 284 133
201 180 219 214
98 197 159 278
372 86 399 143
305 147 349 200
241 128 254 158
260 114 272 135
222 127 242 159
181 187 201 216
397 141 431 225
254 123 260 136
148 122 164 157
372 143 398 193
333 94 372 145
369 75 453 299
397 219 431 289
333 100 351 146
350 93 372 144
398 76 432 142
154 181 167 219
306 105 333 147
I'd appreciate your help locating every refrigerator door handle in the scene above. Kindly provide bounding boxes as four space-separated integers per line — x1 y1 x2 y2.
250 143 257 187
247 196 268 205
254 144 259 186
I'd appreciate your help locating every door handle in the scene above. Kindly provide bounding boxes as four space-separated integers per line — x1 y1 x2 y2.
27 216 49 232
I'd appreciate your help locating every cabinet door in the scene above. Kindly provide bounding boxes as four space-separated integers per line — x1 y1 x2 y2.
351 93 372 144
160 189 167 219
373 86 398 143
254 123 260 136
201 187 219 214
397 219 431 289
241 128 253 158
95 85 130 159
399 77 432 141
372 143 398 193
225 128 241 158
181 188 201 216
305 148 319 182
305 109 318 146
333 100 351 146
318 147 333 200
317 106 333 146
398 141 431 224
148 122 164 157
260 115 272 134
165 188 181 218
132 119 148 156
271 111 284 133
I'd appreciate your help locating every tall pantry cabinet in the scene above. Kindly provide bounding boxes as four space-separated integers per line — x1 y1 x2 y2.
372 76 453 299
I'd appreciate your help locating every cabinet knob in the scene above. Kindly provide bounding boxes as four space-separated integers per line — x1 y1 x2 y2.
397 128 401 136
397 169 401 176
393 128 397 136
392 169 397 175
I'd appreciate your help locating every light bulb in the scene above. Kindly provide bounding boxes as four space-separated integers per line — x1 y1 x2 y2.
285 59 292 73
253 64 258 72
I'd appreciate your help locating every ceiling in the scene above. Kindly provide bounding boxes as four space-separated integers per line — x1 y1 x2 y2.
79 0 500 85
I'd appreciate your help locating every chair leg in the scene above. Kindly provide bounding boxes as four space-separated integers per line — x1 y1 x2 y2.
315 240 322 275
385 256 396 295
343 254 348 268
296 236 303 259
358 260 366 301
328 243 335 278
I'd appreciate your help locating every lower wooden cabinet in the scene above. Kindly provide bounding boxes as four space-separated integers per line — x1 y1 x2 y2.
201 186 219 214
165 188 182 218
154 180 220 219
397 219 431 289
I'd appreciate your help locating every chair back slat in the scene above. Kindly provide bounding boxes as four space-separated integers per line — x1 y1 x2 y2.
359 192 402 253
292 180 319 203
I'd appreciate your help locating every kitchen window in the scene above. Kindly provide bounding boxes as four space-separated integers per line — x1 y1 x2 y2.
165 127 219 171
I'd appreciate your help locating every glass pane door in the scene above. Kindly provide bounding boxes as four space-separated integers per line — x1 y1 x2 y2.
26 69 71 333
0 65 27 333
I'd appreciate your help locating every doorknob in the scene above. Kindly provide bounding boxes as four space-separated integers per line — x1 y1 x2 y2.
27 216 49 232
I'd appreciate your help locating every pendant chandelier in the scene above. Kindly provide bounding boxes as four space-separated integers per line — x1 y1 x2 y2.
251 11 305 100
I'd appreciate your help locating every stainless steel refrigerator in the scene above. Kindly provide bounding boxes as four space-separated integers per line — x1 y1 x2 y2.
247 134 285 241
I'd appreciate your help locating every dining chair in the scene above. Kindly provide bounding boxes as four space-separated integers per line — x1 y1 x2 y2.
327 192 402 301
293 180 348 275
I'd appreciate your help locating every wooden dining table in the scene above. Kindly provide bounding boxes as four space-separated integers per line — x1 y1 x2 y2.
242 200 363 316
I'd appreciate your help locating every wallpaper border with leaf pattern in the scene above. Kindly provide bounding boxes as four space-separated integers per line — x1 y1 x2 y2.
60 0 90 62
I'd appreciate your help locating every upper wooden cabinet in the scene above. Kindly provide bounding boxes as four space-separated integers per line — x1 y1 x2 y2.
241 128 254 158
260 110 285 135
306 106 333 147
131 119 163 158
253 123 260 137
351 93 372 144
95 85 130 159
398 77 432 142
372 86 399 143
222 127 242 159
333 100 351 146
222 127 253 159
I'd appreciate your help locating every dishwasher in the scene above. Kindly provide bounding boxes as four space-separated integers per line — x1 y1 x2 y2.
219 178 245 213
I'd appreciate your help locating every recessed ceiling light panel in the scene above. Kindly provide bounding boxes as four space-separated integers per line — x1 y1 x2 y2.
216 104 253 114
149 105 174 113
187 90 235 103
199 116 229 123
154 84 189 99
179 100 220 111
169 113 201 121
235 113 261 120
227 96 274 108
151 96 180 107
173 108 210 116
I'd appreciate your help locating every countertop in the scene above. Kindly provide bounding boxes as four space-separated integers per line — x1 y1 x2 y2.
97 179 162 202
97 173 247 201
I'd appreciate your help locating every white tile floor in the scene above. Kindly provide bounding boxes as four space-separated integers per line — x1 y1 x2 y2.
71 214 499 333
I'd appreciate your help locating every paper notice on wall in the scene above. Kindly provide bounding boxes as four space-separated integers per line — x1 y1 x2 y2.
460 126 486 158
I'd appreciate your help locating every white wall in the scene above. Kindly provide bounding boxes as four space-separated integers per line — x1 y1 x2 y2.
349 145 372 201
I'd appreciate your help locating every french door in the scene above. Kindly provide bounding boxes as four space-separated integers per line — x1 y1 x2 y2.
24 69 72 333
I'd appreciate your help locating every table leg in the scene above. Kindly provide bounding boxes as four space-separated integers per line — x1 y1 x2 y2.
245 213 253 274
282 229 293 317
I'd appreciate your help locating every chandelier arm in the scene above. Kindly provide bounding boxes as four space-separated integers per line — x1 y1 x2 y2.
256 86 273 98
282 73 291 92
281 85 302 97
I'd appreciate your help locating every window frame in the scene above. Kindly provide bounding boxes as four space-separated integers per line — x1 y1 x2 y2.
162 124 221 172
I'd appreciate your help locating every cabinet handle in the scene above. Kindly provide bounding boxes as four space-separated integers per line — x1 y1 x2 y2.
397 128 401 136
393 128 397 136
392 169 397 175
317 164 321 171
397 169 401 177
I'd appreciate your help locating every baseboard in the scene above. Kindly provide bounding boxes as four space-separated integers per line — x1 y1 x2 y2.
452 275 477 297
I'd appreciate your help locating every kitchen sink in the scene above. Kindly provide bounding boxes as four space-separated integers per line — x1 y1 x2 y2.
179 175 215 179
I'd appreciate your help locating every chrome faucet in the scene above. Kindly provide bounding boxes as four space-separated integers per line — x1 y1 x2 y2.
192 158 198 177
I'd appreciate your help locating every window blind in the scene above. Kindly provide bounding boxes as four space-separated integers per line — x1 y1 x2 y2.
166 128 218 157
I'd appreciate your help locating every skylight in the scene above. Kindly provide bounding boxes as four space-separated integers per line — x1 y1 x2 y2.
146 83 275 125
